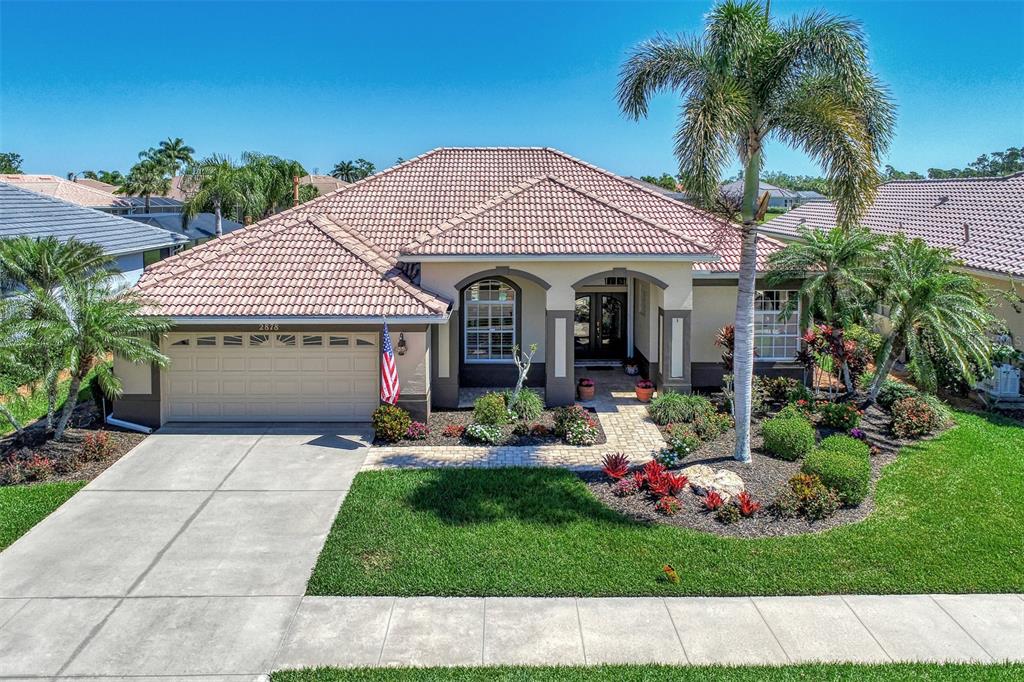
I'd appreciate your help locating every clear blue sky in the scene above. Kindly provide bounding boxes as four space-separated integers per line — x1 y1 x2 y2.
2 1 1022 179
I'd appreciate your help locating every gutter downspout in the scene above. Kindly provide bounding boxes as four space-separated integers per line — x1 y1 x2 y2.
105 415 153 434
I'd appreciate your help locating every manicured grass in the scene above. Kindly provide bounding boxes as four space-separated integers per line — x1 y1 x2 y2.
308 411 1024 596
0 481 85 550
272 663 1023 682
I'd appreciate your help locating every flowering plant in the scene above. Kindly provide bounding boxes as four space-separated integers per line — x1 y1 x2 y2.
578 377 595 387
635 379 655 389
849 427 867 441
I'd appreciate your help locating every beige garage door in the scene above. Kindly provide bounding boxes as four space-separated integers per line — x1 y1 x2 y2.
163 331 379 421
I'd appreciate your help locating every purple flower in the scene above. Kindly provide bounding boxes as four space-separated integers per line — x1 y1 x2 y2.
849 428 866 440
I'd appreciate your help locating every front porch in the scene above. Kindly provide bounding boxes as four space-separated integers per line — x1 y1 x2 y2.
427 262 694 412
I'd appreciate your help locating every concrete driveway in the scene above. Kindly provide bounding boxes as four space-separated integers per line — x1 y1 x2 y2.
0 422 372 680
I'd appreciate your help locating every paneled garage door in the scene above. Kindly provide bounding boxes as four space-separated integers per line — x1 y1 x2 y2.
163 331 379 421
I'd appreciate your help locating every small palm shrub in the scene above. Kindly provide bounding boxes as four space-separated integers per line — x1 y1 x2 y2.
372 405 411 442
465 423 503 444
761 415 815 461
891 395 944 439
474 393 511 425
802 445 871 506
648 391 715 425
501 389 543 421
819 401 862 430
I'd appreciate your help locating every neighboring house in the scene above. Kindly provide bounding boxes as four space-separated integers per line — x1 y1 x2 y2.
721 180 801 210
624 176 688 202
0 174 183 215
128 212 244 251
761 172 1024 348
300 174 349 196
74 177 118 192
113 147 799 427
795 189 827 203
0 181 189 285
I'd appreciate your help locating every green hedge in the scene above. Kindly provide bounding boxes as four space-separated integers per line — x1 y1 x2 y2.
761 415 815 461
803 446 871 506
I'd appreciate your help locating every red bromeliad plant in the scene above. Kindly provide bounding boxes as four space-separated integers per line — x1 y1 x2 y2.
736 491 761 517
631 470 646 489
643 459 666 480
703 490 724 511
665 472 689 496
647 470 672 497
601 452 631 480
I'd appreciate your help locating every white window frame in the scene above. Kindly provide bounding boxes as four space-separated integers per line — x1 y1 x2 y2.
463 279 516 364
754 289 801 361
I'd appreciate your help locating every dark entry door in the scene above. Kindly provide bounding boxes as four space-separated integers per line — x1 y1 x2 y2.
574 293 627 360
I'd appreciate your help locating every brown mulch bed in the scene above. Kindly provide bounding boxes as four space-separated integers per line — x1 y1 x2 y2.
375 407 607 448
1 403 147 485
585 401 937 538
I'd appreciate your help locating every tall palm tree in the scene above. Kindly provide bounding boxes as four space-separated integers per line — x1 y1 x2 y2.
330 158 374 182
118 158 171 213
30 274 171 440
183 155 246 236
766 225 884 325
618 0 895 463
866 235 994 402
239 153 309 218
157 137 196 176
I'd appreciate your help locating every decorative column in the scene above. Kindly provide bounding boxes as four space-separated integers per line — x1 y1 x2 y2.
430 315 460 409
544 283 575 406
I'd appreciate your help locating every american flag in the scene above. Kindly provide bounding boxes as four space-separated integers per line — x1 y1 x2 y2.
380 320 401 405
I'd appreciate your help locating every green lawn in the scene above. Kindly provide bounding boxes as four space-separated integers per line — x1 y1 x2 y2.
0 481 85 550
0 373 97 436
308 410 1024 597
273 664 1023 682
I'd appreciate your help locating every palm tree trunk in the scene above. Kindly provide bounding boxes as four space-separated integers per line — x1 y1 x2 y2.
867 333 903 403
215 201 223 236
44 364 59 430
0 403 23 437
54 372 84 441
841 360 854 395
145 194 151 213
732 143 763 464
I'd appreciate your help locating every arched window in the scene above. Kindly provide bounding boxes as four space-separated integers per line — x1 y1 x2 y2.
464 279 516 363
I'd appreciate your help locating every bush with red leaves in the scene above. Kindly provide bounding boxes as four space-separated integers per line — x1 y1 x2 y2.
736 491 761 517
665 472 689 496
646 470 672 497
703 490 724 511
601 452 631 480
643 459 666 480
655 496 681 516
442 424 466 438
530 423 551 437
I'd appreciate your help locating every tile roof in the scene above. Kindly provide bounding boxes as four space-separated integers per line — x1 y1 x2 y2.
0 174 131 209
74 178 118 192
721 180 800 200
0 181 188 255
138 147 785 318
300 174 350 196
134 214 450 318
760 172 1024 277
401 175 713 257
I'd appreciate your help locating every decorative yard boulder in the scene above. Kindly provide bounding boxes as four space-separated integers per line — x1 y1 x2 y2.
681 464 745 502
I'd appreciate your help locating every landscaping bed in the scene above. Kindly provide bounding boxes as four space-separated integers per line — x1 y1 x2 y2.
307 409 1022 596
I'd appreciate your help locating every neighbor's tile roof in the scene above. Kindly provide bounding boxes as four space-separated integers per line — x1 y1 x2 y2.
760 172 1024 277
0 181 188 255
401 175 713 257
134 214 450 318
138 147 782 318
0 174 131 209
300 174 349 197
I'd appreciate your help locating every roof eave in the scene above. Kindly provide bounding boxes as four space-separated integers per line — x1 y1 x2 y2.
398 253 722 263
155 312 452 325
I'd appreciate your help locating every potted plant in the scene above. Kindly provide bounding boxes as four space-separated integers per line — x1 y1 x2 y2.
577 377 596 401
635 379 655 402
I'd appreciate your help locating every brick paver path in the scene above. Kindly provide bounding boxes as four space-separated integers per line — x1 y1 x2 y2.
363 386 665 471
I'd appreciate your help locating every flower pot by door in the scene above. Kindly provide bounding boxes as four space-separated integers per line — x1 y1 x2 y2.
635 386 655 402
578 385 596 401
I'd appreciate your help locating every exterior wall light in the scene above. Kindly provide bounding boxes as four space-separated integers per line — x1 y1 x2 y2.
396 332 407 355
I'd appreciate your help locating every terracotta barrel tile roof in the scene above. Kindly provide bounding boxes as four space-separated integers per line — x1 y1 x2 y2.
761 172 1024 278
138 147 783 318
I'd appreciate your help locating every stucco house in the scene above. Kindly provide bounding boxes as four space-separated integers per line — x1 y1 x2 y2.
761 172 1024 349
113 148 802 427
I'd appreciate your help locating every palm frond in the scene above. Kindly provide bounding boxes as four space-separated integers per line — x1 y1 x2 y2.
617 34 710 120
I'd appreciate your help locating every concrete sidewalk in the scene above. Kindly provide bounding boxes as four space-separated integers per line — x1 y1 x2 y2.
271 594 1024 671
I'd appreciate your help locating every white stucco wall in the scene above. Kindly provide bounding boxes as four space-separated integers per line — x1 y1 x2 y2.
394 330 429 394
114 353 152 394
977 273 1024 349
691 285 737 363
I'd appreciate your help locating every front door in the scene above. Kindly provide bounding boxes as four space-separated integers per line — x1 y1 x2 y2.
574 293 627 361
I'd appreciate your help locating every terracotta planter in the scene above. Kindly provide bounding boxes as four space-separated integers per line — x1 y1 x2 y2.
577 385 596 401
635 386 655 402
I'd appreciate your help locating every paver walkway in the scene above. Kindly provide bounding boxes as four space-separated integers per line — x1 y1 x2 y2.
364 381 666 470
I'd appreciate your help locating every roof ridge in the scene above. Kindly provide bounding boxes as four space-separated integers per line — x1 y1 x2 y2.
307 215 450 314
881 171 1024 186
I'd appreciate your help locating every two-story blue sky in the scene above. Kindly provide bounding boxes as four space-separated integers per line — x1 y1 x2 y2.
2 1 1022 179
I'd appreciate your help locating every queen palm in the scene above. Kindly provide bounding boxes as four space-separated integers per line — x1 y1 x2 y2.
183 155 246 236
118 158 171 213
866 235 993 402
618 0 895 462
157 137 196 176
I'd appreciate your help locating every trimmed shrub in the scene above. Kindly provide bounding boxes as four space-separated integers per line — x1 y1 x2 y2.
803 447 871 506
820 434 871 460
465 423 503 444
501 389 543 421
81 431 113 461
648 391 715 426
819 401 862 430
372 405 412 443
804 485 841 520
442 423 466 438
776 403 811 421
877 379 920 409
715 503 740 524
761 416 815 461
891 395 944 439
474 393 511 426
